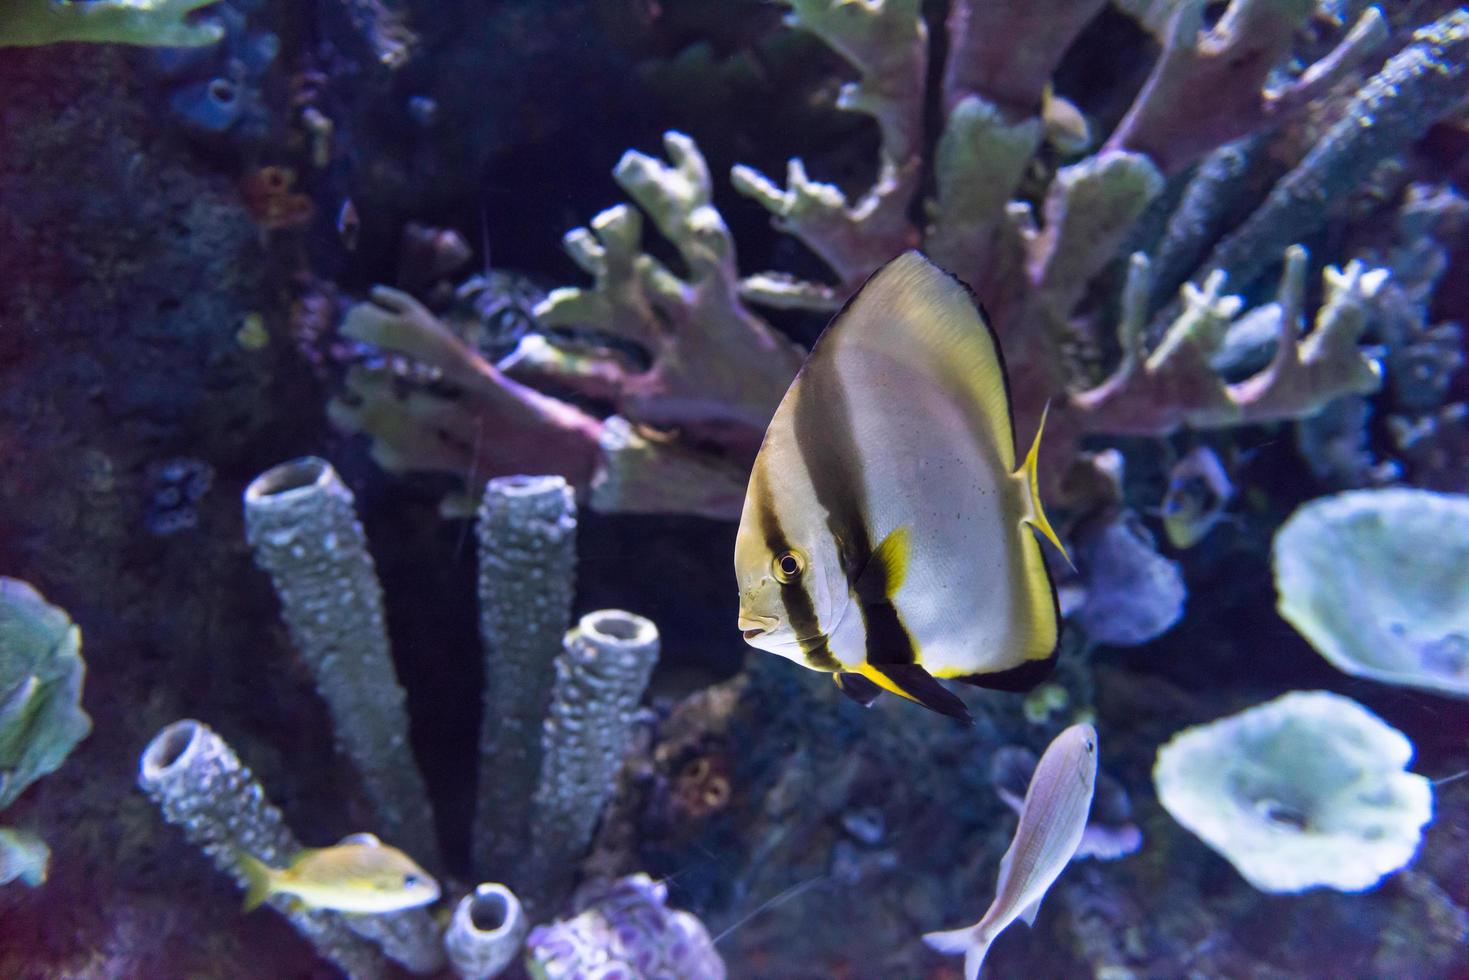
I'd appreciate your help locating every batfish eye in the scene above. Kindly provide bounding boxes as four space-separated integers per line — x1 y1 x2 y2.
773 551 805 583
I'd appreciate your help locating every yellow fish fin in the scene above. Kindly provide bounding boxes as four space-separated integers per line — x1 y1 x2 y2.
1017 401 1071 568
238 852 275 912
856 663 971 722
855 525 911 603
872 526 910 597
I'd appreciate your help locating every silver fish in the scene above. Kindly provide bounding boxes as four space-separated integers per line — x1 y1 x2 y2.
925 724 1098 979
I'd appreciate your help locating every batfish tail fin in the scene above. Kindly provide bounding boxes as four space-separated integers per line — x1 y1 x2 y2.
924 924 994 980
238 852 275 912
1017 401 1071 568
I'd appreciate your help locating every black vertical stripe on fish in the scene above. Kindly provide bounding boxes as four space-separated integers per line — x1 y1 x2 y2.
790 295 918 667
754 490 843 672
867 664 972 723
833 672 882 707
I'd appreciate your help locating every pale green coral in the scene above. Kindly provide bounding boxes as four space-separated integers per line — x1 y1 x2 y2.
1155 690 1433 894
0 578 91 813
0 578 90 889
1273 488 1469 697
0 826 49 887
0 0 225 48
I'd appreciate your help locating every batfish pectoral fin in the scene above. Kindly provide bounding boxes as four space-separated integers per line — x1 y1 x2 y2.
1018 894 1044 928
858 663 972 723
1015 401 1071 568
833 672 883 708
853 525 911 603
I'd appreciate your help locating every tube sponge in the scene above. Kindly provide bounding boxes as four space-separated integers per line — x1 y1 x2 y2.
1273 488 1469 698
525 611 660 910
444 883 528 980
243 457 440 869
138 720 389 979
473 475 577 880
1153 691 1432 894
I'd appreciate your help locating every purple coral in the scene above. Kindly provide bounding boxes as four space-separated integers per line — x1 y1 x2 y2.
525 874 725 980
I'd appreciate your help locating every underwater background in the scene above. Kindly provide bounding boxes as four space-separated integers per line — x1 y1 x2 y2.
1 0 1468 977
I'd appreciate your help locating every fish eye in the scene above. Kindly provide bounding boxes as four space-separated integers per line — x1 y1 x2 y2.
403 873 421 888
1086 740 1095 753
773 551 805 583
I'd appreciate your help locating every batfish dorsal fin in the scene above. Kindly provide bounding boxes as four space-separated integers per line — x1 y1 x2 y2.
858 663 972 723
807 250 1019 472
833 672 883 707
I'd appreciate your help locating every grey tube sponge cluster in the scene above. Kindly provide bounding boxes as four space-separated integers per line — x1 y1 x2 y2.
138 720 388 980
445 882 529 980
525 610 660 910
473 475 577 879
243 456 439 869
139 720 445 975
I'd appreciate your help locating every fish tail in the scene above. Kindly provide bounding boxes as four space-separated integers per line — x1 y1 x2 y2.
923 924 994 980
238 852 275 912
1017 400 1071 568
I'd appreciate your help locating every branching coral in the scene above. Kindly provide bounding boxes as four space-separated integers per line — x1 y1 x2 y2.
326 1 1465 520
0 0 225 47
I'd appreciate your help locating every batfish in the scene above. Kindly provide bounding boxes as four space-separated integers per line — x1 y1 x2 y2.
734 250 1067 722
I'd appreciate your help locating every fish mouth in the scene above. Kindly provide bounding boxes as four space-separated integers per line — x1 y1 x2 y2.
738 614 778 640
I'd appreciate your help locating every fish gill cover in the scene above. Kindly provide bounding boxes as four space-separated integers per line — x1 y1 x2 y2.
0 1 1467 978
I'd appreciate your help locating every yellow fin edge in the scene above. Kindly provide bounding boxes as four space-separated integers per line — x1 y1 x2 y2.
855 663 921 706
1017 401 1072 568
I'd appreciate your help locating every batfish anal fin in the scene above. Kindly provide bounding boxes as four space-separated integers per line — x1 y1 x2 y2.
1018 894 1044 928
951 654 1056 693
858 663 972 723
854 525 911 602
833 672 883 707
1015 401 1072 568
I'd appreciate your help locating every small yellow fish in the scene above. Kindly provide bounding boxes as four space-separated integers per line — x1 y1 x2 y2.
239 833 439 914
1042 83 1090 156
1161 445 1235 549
734 251 1067 722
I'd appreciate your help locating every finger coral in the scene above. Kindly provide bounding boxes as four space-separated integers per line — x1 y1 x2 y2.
324 2 1466 521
